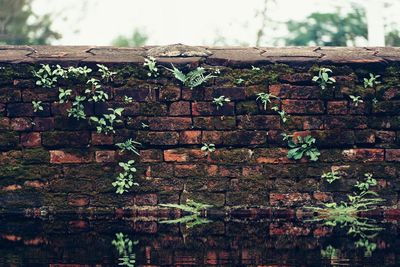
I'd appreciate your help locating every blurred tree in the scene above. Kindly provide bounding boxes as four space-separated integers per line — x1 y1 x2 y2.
111 29 148 47
0 0 61 45
283 6 400 46
284 8 367 46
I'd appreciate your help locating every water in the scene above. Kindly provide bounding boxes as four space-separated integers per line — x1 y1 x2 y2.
1 215 399 266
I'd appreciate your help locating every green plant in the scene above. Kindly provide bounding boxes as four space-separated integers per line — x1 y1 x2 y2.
141 122 149 129
112 160 138 194
251 65 261 71
124 96 133 103
235 78 245 85
363 73 381 88
58 88 72 103
116 139 141 155
32 64 58 88
90 107 124 134
312 67 335 90
143 56 159 77
112 233 138 267
271 106 289 123
67 96 87 120
201 143 216 156
32 101 43 112
212 95 230 109
67 66 92 77
256 92 277 110
349 95 363 106
165 64 216 89
97 64 117 82
159 199 213 228
322 169 341 184
286 135 320 161
85 78 108 102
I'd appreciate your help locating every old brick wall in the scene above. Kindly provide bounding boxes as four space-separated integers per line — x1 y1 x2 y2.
0 45 400 216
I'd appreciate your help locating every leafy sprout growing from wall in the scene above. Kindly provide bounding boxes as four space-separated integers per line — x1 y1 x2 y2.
165 64 216 89
112 233 138 267
312 67 336 90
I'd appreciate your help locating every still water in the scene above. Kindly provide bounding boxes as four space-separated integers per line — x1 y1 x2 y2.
1 215 399 266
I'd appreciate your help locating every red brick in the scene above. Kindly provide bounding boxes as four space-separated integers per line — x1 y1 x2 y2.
270 84 322 99
159 86 181 101
164 149 188 162
327 101 348 115
202 131 223 144
192 102 234 116
237 115 281 130
342 149 384 162
21 132 41 148
204 87 246 100
134 193 158 206
282 100 324 114
313 192 332 202
1 184 22 191
10 117 32 131
179 130 201 144
206 165 218 176
50 150 93 164
24 180 48 188
270 193 311 206
169 101 191 116
140 149 163 162
91 133 114 145
95 150 116 163
148 117 192 130
386 149 400 162
280 73 313 83
0 117 10 130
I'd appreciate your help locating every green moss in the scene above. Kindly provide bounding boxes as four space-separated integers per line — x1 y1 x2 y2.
0 64 35 82
139 102 167 116
0 131 19 151
22 148 50 164
217 64 294 86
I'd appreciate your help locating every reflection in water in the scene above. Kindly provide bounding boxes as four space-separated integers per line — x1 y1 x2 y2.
112 233 138 267
0 216 399 266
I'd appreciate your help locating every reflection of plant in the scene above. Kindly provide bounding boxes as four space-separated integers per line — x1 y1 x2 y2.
321 169 341 184
312 67 335 90
201 143 215 156
90 108 124 134
112 160 138 194
159 199 213 228
112 233 138 267
116 139 141 155
143 56 159 77
363 73 381 88
286 135 320 161
320 245 339 261
212 95 230 109
32 101 43 112
165 65 216 89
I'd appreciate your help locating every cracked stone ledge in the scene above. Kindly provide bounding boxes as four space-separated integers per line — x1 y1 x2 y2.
0 45 399 65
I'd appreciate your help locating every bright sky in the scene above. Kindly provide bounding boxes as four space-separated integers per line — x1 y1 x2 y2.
32 0 400 46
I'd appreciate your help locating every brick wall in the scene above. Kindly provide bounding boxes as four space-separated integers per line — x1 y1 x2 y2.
0 45 400 215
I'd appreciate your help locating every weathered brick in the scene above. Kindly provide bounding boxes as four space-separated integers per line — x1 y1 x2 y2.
237 115 281 130
386 149 400 162
193 116 236 130
114 86 156 101
179 130 201 144
270 193 311 207
223 131 267 145
159 86 181 101
202 131 223 144
175 164 205 177
21 132 41 148
169 101 191 116
0 131 19 150
204 87 246 100
95 150 116 163
0 88 21 103
22 88 58 102
91 133 114 145
148 117 192 130
342 149 384 162
139 102 168 116
33 117 54 131
50 150 93 164
10 118 32 131
7 103 50 117
282 100 324 114
67 194 89 207
327 101 348 115
137 131 179 146
42 131 90 148
140 149 163 162
270 84 324 99
134 193 158 206
192 102 234 116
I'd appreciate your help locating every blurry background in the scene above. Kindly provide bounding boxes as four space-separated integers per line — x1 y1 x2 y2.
0 0 399 47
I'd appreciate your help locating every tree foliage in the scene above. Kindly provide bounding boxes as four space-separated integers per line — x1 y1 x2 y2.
0 0 61 45
111 29 148 47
